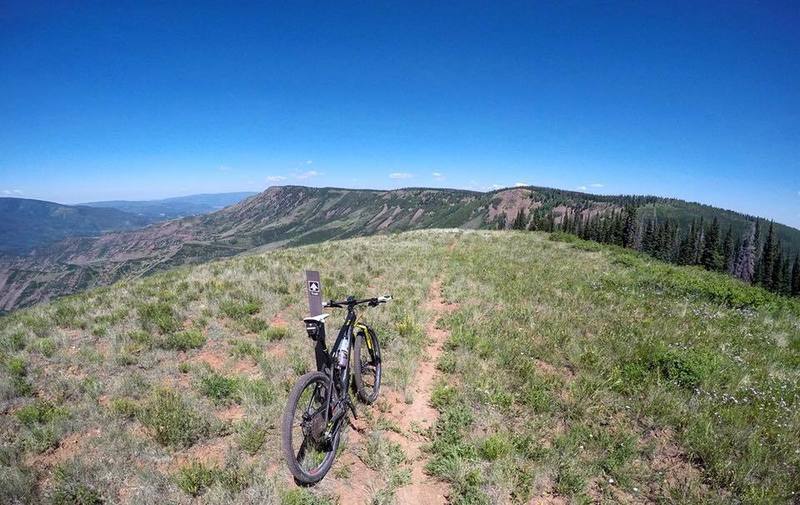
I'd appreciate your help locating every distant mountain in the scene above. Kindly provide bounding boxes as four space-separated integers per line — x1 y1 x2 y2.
1 185 798 312
0 198 153 256
81 192 258 220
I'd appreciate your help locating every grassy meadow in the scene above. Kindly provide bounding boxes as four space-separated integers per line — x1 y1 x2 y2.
0 232 447 504
1 229 798 504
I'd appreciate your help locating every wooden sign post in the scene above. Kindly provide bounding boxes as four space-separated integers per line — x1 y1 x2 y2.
305 270 323 316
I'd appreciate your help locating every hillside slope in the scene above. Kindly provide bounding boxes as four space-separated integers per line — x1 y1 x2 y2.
0 198 153 256
2 185 799 313
0 230 797 504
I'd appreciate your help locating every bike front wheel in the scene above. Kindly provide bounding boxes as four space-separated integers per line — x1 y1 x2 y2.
353 328 382 404
281 371 340 484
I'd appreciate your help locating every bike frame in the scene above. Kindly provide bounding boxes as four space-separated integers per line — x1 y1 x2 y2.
310 301 381 436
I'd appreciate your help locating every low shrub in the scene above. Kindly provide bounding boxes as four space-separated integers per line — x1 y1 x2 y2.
197 371 240 404
175 461 216 497
138 302 180 334
110 397 139 419
479 433 511 461
261 326 288 342
237 421 266 455
219 299 260 320
158 330 206 351
51 463 103 505
137 388 207 448
0 331 25 352
16 400 69 427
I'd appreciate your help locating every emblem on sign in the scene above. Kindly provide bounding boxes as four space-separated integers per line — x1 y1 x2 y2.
305 270 323 316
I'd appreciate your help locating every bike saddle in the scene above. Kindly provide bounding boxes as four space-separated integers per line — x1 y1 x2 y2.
303 313 330 323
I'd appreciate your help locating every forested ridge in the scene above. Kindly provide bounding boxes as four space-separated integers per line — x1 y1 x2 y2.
504 200 800 298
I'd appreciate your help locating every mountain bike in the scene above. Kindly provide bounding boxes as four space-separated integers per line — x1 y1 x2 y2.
281 294 391 484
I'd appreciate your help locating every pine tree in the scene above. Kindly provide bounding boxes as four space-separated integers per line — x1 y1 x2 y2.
753 220 763 282
761 222 776 289
721 226 734 273
701 218 722 271
512 209 527 230
771 245 784 294
677 220 696 265
621 207 637 248
642 219 655 255
779 256 790 295
733 224 756 283
694 218 705 264
655 221 675 261
560 210 570 233
791 254 800 297
496 212 507 230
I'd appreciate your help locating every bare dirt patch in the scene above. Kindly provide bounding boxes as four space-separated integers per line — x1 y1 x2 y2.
26 427 101 469
216 404 245 422
323 423 379 504
270 313 288 327
644 427 708 497
533 358 575 381
167 437 230 471
187 340 227 370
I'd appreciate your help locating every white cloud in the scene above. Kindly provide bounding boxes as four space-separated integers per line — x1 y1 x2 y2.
266 175 287 182
218 165 233 172
389 172 414 180
306 160 313 165
514 182 528 187
432 172 445 181
2 189 23 195
295 170 320 180
589 183 605 188
488 184 503 190
576 185 588 191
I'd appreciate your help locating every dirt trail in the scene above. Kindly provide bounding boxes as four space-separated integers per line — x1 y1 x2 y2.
328 276 455 504
392 277 455 504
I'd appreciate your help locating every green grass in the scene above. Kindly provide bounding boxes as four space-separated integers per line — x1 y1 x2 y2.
0 232 442 502
219 298 261 320
138 301 181 333
15 400 69 427
175 461 217 496
157 329 206 351
432 231 800 503
197 370 241 404
261 325 289 342
51 463 104 505
1 229 796 503
236 421 267 455
137 388 208 448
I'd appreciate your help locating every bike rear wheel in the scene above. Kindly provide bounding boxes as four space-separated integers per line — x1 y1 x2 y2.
281 371 340 484
353 328 382 404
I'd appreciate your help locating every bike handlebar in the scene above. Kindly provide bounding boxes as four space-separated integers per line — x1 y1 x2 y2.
323 294 392 309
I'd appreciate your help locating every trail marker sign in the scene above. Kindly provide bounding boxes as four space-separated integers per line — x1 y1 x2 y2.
305 270 323 316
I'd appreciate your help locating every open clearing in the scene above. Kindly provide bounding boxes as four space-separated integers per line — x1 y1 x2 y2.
1 230 799 504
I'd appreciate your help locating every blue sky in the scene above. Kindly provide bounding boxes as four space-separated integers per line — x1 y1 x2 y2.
1 1 798 226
